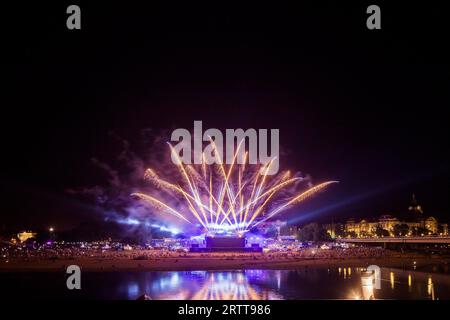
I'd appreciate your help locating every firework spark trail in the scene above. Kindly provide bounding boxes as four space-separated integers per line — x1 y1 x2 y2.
131 193 192 224
132 143 338 234
208 136 243 228
251 180 339 228
167 144 211 227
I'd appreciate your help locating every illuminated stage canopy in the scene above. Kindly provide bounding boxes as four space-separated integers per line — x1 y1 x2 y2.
190 236 261 252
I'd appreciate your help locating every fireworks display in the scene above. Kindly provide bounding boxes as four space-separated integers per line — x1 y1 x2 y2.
132 141 337 235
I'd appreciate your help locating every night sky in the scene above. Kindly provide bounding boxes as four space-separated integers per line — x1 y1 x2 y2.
2 2 450 231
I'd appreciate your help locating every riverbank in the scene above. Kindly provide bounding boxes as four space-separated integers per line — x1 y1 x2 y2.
1 252 449 272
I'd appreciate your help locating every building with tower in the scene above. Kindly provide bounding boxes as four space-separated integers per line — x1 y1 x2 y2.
325 194 448 238
409 194 423 216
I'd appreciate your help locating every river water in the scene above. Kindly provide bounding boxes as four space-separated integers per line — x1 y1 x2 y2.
2 265 450 299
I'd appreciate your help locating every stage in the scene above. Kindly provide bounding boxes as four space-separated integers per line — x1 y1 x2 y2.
190 236 262 252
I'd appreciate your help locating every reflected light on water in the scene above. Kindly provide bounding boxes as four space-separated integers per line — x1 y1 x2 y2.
191 272 282 300
408 274 412 293
127 283 139 297
276 270 282 289
118 267 450 300
142 271 282 300
192 273 258 300
348 290 362 300
428 276 434 300
360 271 375 300
390 272 395 289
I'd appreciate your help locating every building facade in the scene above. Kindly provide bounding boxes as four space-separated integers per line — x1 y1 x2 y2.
325 195 448 238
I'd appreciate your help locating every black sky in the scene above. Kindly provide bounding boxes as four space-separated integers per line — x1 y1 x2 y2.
2 2 450 230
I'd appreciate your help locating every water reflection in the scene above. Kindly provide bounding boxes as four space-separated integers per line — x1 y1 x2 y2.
5 266 447 300
127 271 282 300
360 271 375 300
428 276 434 300
191 273 276 300
116 267 450 300
390 272 395 290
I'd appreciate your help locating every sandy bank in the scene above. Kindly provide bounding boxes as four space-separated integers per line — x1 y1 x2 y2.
1 254 448 272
